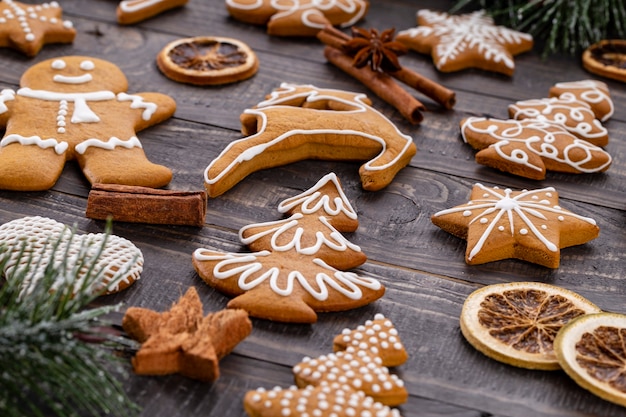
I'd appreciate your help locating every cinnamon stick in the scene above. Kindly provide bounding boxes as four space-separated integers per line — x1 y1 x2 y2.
86 183 207 227
318 25 456 111
324 46 425 124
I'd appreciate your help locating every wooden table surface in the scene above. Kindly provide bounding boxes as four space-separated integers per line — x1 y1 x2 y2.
1 1 625 416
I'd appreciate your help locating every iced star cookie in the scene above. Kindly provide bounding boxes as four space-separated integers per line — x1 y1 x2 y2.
396 9 533 76
203 83 416 197
0 56 176 191
508 97 609 147
431 183 600 268
0 0 75 57
226 0 369 37
117 0 188 25
0 216 143 295
548 80 614 122
193 173 384 323
460 117 612 180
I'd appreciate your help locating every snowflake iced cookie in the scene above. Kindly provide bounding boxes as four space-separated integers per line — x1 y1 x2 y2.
226 0 369 37
117 0 188 25
0 216 143 295
548 80 614 122
244 382 403 417
0 0 75 57
508 97 609 147
122 287 252 381
460 117 612 180
193 173 385 323
396 9 533 76
431 183 600 268
0 56 176 191
203 83 417 197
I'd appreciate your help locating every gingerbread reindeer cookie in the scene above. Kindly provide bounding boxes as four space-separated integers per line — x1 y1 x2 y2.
204 83 416 197
0 0 76 56
0 56 176 191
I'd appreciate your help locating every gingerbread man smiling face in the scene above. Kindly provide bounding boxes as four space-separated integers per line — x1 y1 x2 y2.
0 56 176 191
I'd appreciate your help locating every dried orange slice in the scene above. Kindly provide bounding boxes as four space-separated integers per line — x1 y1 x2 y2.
555 312 626 407
156 36 258 85
460 282 600 370
582 39 626 83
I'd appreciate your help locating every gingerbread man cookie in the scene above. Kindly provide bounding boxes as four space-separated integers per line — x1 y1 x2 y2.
226 0 369 37
193 173 385 323
0 0 75 57
0 56 176 191
431 183 600 268
396 9 533 76
204 83 416 197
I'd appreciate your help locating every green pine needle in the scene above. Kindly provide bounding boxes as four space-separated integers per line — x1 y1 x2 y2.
0 222 140 417
451 0 626 57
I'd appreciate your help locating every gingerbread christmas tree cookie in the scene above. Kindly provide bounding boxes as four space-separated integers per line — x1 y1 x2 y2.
0 0 76 56
396 9 533 76
431 183 600 268
193 173 385 323
0 56 176 191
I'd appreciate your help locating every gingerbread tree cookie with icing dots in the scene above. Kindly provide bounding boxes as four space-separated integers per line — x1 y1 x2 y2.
431 183 600 268
396 9 533 76
193 173 385 323
0 0 76 57
0 56 176 191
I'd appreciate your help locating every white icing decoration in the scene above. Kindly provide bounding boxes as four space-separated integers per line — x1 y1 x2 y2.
1 133 68 154
193 249 381 301
0 216 143 296
75 136 142 154
278 172 357 219
553 80 614 122
433 183 597 260
398 9 532 70
53 73 93 84
117 93 157 120
0 88 15 113
509 97 607 142
51 59 66 69
17 88 115 125
461 117 612 173
204 83 414 186
79 60 95 70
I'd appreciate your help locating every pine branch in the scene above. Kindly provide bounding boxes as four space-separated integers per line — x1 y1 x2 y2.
451 0 626 56
0 221 140 417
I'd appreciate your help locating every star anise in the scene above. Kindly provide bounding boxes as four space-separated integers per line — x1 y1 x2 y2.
343 27 408 72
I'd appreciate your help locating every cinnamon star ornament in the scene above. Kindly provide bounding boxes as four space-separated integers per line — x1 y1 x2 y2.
431 183 599 268
122 287 252 381
396 9 533 76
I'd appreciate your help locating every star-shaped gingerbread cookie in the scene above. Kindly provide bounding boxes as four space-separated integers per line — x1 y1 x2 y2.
431 183 599 268
0 0 76 57
122 287 252 381
396 9 533 76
